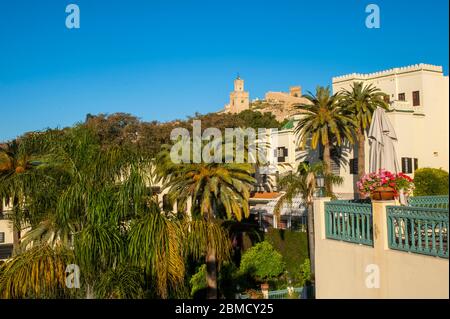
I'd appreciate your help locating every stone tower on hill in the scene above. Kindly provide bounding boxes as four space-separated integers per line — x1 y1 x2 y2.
224 76 250 113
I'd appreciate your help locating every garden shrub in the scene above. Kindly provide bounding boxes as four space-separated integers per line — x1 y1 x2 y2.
413 168 449 196
265 229 308 285
239 241 285 281
189 264 207 297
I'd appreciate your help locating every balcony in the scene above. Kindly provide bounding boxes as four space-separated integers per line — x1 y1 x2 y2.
389 100 424 114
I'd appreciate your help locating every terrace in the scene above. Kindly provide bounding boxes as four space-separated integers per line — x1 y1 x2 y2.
314 195 449 298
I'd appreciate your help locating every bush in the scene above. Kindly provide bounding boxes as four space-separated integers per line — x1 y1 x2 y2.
265 229 308 285
413 168 449 196
189 264 207 297
239 241 285 281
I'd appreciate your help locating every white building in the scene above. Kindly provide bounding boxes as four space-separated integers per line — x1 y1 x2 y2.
257 63 449 199
332 63 449 198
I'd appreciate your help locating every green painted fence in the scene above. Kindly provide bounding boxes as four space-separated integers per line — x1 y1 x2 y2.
408 196 449 209
324 201 373 246
387 205 449 258
238 287 304 299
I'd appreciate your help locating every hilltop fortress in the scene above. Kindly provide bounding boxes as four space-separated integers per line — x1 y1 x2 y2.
223 76 310 121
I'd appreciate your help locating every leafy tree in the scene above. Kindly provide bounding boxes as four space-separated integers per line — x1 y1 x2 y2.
0 126 187 299
239 241 285 282
413 168 449 196
163 160 255 299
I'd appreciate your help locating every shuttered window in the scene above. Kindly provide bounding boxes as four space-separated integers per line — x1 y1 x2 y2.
349 158 358 175
276 147 288 163
0 232 5 243
401 157 413 174
398 93 405 101
412 91 420 106
414 158 418 171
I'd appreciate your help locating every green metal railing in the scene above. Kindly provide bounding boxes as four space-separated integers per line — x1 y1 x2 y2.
408 196 449 209
325 201 373 246
238 287 304 299
387 205 449 258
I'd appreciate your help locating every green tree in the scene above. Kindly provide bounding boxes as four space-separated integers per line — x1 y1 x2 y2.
339 82 389 181
239 241 285 282
413 168 449 196
0 126 186 299
273 162 343 276
294 86 355 193
164 161 255 299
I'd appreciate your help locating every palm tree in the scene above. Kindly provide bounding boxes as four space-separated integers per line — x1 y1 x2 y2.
0 126 187 299
339 82 389 181
164 161 255 299
273 162 343 276
0 134 50 254
294 86 355 193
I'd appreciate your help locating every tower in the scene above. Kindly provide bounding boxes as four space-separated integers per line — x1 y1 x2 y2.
227 75 250 113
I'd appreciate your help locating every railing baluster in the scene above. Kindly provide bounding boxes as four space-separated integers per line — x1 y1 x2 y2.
366 214 371 243
351 213 355 240
404 217 410 249
356 214 360 240
431 222 436 254
425 221 429 253
439 222 444 256
417 220 422 252
410 217 416 251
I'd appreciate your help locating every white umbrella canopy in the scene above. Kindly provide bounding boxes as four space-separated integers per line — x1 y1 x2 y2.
368 107 400 173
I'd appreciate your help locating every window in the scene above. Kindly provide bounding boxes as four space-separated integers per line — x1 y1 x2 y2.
331 148 341 175
412 91 420 106
414 158 419 171
162 194 172 211
401 157 413 174
276 147 288 163
398 93 405 101
349 158 358 175
0 232 4 243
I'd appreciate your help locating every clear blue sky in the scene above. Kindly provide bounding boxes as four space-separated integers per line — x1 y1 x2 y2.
0 0 448 141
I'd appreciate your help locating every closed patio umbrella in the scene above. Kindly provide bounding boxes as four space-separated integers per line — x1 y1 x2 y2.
368 107 400 173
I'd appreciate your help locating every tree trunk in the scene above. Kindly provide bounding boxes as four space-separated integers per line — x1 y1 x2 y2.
12 228 20 256
12 204 20 256
206 204 218 299
206 246 218 299
357 128 366 181
322 143 332 194
306 202 315 276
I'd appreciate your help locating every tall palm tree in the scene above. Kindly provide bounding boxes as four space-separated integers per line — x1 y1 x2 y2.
339 82 389 181
0 126 186 299
0 135 49 254
273 162 343 276
294 86 355 193
164 161 255 299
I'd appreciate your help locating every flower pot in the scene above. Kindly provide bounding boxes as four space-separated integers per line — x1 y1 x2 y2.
370 186 396 200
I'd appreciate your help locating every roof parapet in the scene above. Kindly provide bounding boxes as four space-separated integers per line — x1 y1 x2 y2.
332 63 443 83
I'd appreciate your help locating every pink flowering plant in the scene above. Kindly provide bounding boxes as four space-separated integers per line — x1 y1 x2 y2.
357 169 414 198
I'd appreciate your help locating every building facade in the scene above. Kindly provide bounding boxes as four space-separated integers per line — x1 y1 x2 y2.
332 63 449 198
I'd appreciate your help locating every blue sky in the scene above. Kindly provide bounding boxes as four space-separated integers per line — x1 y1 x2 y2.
0 0 448 141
